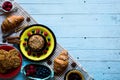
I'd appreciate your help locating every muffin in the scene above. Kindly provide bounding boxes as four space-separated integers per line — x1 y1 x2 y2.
28 35 46 51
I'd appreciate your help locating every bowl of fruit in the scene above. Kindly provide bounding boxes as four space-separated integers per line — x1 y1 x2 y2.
0 0 14 13
22 64 54 80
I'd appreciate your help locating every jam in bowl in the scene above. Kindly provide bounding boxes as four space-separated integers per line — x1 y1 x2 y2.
1 1 13 12
64 69 84 80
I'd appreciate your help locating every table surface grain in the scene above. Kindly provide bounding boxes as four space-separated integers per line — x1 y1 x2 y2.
1 0 120 80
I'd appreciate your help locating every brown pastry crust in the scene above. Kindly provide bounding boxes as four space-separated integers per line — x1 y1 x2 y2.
54 50 69 74
0 49 21 73
1 15 24 34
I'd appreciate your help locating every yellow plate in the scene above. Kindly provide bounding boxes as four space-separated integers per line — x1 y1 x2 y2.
20 24 56 61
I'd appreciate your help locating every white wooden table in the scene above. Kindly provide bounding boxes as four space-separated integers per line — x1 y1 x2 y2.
1 0 120 80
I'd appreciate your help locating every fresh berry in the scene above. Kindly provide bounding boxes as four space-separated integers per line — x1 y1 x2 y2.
25 46 29 51
26 70 31 73
32 53 36 57
41 31 43 34
37 53 41 57
30 69 35 74
8 3 12 8
27 51 31 55
2 5 6 9
2 1 12 11
27 32 31 37
30 65 34 69
44 32 48 36
26 72 30 76
32 30 35 33
46 47 49 50
24 38 28 41
47 42 51 46
48 37 51 41
5 8 11 11
23 42 26 46
36 29 40 34
43 50 47 53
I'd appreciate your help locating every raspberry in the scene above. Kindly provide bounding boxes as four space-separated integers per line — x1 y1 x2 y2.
47 42 51 46
44 32 48 36
8 3 12 8
36 29 40 34
27 32 31 37
30 65 34 69
27 51 31 56
26 72 30 76
23 42 26 46
5 8 11 11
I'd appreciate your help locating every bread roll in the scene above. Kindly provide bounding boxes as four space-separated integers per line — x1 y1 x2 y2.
54 50 69 74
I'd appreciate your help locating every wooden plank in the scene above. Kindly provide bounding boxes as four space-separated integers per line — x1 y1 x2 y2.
47 26 120 38
57 38 120 50
79 61 120 75
16 0 120 4
18 4 120 14
31 14 120 25
68 50 120 61
87 72 120 80
22 50 120 62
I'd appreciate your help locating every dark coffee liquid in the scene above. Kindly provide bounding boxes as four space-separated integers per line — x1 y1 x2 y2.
68 73 82 80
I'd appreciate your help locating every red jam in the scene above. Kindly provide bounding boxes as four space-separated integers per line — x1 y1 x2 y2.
2 1 13 11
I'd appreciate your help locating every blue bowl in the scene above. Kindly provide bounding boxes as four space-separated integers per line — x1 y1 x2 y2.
22 64 54 80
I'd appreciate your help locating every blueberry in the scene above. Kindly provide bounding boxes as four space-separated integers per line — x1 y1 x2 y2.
25 46 29 51
32 30 35 33
48 37 51 41
24 38 28 41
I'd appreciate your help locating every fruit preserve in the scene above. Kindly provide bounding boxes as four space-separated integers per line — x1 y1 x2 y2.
2 1 13 11
65 69 84 80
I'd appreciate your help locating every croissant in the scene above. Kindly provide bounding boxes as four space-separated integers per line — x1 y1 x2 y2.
1 15 24 34
54 50 69 74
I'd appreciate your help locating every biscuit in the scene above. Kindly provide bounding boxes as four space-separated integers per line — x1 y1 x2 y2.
0 49 21 74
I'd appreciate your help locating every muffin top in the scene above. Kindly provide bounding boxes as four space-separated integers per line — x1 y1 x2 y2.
28 35 45 51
